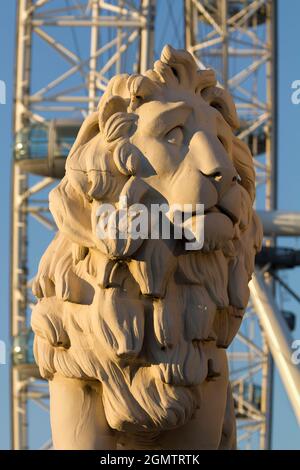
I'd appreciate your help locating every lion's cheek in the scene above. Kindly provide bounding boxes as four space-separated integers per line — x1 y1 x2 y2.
202 213 234 252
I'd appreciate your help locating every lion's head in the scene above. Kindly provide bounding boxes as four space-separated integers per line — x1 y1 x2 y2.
31 45 262 438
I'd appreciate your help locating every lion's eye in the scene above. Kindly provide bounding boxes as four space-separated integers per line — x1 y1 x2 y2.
165 126 184 146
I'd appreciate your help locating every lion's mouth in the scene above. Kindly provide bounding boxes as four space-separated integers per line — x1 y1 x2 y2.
204 205 238 225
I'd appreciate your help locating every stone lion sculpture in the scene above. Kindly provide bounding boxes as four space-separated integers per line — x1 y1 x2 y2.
31 45 262 450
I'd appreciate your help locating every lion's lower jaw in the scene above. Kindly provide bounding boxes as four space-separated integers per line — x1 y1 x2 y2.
100 362 200 434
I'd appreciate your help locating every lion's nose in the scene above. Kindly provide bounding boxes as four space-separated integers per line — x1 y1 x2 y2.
205 167 237 197
190 130 237 197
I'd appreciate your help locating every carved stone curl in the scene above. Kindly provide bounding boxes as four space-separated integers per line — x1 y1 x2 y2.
31 45 262 450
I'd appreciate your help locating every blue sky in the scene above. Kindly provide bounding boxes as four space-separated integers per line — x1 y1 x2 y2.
0 0 300 449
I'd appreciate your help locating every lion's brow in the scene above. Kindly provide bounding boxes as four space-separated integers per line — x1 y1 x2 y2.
145 101 192 136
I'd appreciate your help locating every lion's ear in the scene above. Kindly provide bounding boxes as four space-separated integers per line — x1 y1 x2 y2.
68 92 130 159
98 95 127 133
98 95 137 143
